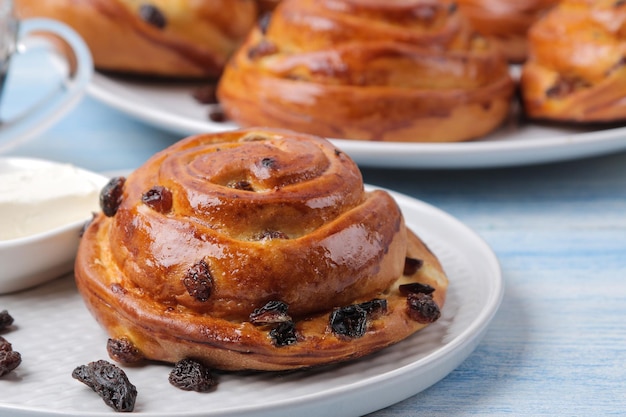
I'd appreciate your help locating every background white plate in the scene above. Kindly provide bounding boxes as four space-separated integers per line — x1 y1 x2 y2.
0 189 502 417
87 72 626 169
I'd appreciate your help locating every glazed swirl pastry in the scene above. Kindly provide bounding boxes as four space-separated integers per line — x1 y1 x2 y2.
217 0 515 143
521 0 626 122
455 0 558 63
75 128 448 371
15 0 258 78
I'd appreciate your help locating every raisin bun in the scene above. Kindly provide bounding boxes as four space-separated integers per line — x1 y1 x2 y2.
455 0 558 63
521 0 626 122
74 128 448 371
217 0 515 143
15 0 258 78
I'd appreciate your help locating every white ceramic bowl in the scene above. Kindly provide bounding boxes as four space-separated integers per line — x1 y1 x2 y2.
0 157 108 294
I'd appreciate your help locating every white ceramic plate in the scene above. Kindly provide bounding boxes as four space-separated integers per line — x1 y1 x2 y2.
87 72 626 169
0 157 108 294
0 188 502 417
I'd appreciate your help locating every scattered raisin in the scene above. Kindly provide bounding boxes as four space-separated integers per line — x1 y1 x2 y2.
100 177 126 217
406 293 441 324
254 230 289 240
0 336 11 352
269 321 298 347
0 310 14 331
192 85 218 104
228 180 254 191
250 301 291 325
72 360 137 412
403 257 424 276
399 282 435 296
169 359 217 392
139 4 167 29
107 338 144 365
329 305 368 338
183 260 214 302
209 108 228 122
142 186 173 213
247 39 278 60
0 350 21 377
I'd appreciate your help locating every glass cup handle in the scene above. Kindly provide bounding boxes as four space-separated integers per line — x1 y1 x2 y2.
0 18 93 153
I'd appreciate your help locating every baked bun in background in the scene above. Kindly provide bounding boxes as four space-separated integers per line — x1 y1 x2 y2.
15 0 258 78
217 0 515 143
521 0 626 122
455 0 558 63
74 128 448 371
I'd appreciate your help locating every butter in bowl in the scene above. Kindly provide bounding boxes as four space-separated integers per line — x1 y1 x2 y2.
0 157 108 293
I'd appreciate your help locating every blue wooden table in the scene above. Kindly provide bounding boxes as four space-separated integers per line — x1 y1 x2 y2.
3 56 626 416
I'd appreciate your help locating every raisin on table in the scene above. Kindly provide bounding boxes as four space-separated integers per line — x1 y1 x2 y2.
72 360 137 412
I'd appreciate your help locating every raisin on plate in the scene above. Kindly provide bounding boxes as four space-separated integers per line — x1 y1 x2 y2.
0 350 21 377
72 360 137 412
0 310 14 331
169 359 217 392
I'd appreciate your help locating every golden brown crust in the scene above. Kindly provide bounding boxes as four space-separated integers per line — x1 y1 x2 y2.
15 0 258 78
520 0 626 122
455 0 558 63
217 0 515 143
74 128 448 371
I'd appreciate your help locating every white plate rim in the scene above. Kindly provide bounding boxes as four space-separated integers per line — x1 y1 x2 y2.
87 72 626 169
0 186 503 417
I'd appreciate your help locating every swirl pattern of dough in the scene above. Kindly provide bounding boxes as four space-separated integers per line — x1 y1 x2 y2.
15 0 258 78
75 129 448 371
521 0 626 122
217 0 515 143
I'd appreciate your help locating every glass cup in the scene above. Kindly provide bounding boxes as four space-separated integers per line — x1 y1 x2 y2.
0 0 92 152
